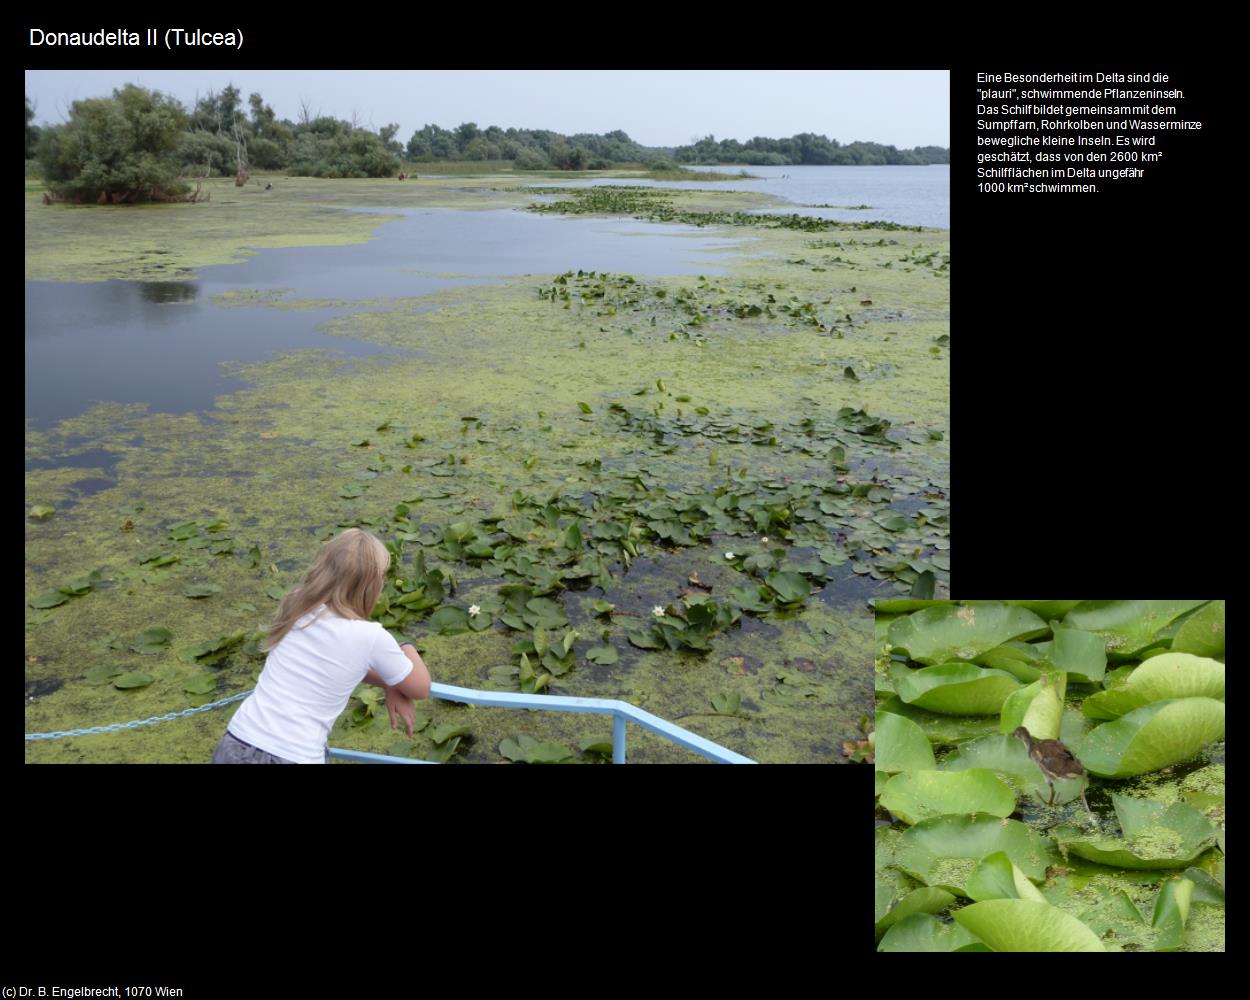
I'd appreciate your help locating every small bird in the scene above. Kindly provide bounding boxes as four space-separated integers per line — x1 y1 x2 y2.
1014 726 1093 819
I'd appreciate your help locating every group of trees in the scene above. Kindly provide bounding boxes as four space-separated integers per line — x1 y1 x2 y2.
27 84 950 204
674 133 949 166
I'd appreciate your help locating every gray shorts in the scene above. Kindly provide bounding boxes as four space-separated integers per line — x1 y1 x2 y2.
211 729 330 764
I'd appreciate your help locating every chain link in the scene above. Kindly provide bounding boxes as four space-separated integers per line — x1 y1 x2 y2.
25 689 254 741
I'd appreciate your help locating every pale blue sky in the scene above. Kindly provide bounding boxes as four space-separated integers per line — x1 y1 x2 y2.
25 69 949 149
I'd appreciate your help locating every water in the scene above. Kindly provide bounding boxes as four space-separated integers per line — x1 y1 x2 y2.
25 209 743 428
548 164 950 229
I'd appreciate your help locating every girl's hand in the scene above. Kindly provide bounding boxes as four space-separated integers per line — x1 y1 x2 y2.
385 686 417 738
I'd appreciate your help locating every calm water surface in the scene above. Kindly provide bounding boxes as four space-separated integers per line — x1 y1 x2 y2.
550 164 950 229
25 209 743 428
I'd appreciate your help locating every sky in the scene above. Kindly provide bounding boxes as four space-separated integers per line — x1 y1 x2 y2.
24 70 950 149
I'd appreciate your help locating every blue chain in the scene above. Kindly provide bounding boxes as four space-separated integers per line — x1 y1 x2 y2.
25 689 255 741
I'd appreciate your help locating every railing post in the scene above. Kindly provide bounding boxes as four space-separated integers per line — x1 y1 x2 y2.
613 713 627 764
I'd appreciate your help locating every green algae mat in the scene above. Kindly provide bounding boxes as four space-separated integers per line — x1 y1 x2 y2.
25 173 949 763
875 600 1225 950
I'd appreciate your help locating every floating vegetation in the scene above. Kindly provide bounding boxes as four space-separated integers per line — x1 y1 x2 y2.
523 186 924 232
875 600 1225 952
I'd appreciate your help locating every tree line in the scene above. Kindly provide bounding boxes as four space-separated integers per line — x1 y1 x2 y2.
27 84 949 204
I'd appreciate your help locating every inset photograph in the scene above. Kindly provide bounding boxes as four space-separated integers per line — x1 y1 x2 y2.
874 599 1224 952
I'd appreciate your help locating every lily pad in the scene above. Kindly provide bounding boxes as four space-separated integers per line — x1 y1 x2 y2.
880 769 1016 826
1081 652 1224 720
84 664 125 685
29 591 69 609
875 697 1003 746
940 733 1041 788
974 641 1044 683
765 571 811 604
1170 600 1224 660
500 733 574 763
131 627 174 654
29 503 56 520
1151 878 1194 951
427 606 471 635
1000 675 1064 740
1076 697 1226 778
889 661 1022 715
896 814 1058 894
952 900 1105 951
877 913 986 952
112 673 154 690
183 584 223 599
1043 626 1107 683
888 603 1047 665
1062 600 1209 660
874 711 936 773
874 887 956 938
1053 794 1217 869
965 851 1047 902
428 723 470 745
183 675 218 695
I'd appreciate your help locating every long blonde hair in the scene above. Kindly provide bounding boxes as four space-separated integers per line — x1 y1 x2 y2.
264 528 390 651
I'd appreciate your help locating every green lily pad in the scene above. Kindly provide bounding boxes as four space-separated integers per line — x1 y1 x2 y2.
177 631 245 663
710 691 741 714
523 597 568 629
1062 600 1209 660
875 697 1003 746
896 814 1058 895
428 606 471 635
183 675 218 695
877 913 986 952
874 887 956 938
888 603 1047 664
880 769 1016 825
112 673 154 690
952 900 1106 951
1081 652 1224 720
29 503 56 520
1170 600 1224 660
500 733 574 763
1000 675 1064 740
84 664 125 685
766 571 811 604
940 733 1041 788
1151 878 1194 951
1077 697 1226 778
131 627 174 654
183 584 223 599
965 851 1047 902
29 591 69 609
1053 794 1217 869
874 711 936 773
974 641 1044 683
428 723 470 745
1044 626 1107 683
889 661 1023 715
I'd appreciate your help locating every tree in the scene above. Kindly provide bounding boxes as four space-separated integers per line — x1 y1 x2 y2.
37 84 190 203
25 94 40 159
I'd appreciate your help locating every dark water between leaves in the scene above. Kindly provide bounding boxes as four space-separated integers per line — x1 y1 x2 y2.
25 208 742 429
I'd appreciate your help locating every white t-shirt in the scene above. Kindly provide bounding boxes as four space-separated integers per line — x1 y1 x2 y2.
227 606 414 764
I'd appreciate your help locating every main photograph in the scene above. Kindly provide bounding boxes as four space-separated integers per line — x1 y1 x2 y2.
24 69 951 763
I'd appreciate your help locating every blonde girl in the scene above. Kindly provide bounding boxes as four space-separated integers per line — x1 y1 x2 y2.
212 528 431 764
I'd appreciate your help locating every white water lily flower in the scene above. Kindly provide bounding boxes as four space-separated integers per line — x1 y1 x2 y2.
652 605 665 617
761 537 769 543
468 605 480 616
724 551 735 559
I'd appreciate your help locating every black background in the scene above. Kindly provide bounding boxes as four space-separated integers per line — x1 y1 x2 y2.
22 18 1224 978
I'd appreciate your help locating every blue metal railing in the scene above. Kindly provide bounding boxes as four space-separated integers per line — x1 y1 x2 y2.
27 682 756 764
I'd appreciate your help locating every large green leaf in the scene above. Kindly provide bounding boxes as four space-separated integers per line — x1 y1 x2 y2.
880 769 1016 826
1000 675 1064 739
974 641 1044 683
1052 794 1217 869
874 887 956 937
1081 652 1225 720
965 851 1047 902
888 603 1047 665
874 712 936 773
1077 697 1226 777
428 606 471 635
889 661 1022 715
1044 626 1107 683
1151 878 1194 951
1062 600 1208 660
1170 600 1224 660
896 814 1058 895
876 696 1003 745
940 733 1041 788
877 913 986 952
112 673 154 690
952 900 1106 951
